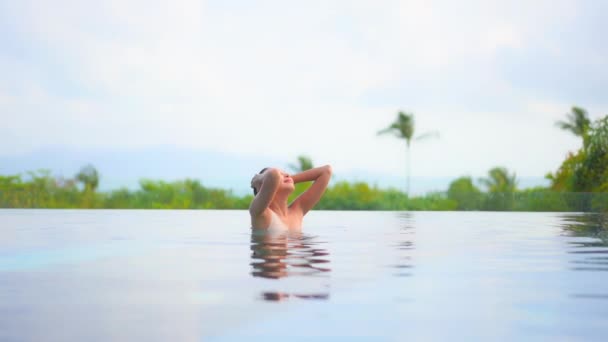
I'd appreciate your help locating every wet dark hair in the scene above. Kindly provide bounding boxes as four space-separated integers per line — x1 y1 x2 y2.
252 167 269 196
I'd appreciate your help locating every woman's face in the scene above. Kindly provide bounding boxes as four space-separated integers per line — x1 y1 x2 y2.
253 168 295 196
277 169 295 194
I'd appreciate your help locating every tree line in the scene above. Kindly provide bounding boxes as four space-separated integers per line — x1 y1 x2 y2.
1 166 605 211
0 106 606 211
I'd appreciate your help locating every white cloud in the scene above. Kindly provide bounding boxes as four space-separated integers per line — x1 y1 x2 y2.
1 0 606 180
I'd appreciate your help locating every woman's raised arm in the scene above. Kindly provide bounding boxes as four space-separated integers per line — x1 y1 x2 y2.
249 168 281 216
290 165 332 215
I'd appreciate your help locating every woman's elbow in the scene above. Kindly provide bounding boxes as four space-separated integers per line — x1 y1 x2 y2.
265 168 281 181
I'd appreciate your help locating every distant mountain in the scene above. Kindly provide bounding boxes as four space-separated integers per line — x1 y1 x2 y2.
0 146 283 194
0 146 549 195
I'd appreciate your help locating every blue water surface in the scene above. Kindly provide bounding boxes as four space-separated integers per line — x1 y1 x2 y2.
0 210 607 341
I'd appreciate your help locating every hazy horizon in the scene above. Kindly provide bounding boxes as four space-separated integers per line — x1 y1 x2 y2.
0 145 550 195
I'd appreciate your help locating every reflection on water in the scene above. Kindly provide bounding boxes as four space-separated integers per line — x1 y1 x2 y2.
390 212 415 277
250 229 331 301
561 213 608 244
561 213 608 299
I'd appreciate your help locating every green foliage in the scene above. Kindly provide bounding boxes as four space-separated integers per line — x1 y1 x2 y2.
75 164 100 192
0 170 86 208
555 106 591 139
549 114 608 199
574 116 608 192
317 181 384 210
479 167 517 193
547 151 585 191
478 167 517 210
0 167 244 210
105 179 242 209
447 176 482 210
406 192 457 211
0 169 605 211
315 181 456 210
378 111 415 145
511 187 569 212
288 182 309 203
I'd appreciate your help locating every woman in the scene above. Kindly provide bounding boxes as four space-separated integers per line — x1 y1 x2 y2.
250 165 332 230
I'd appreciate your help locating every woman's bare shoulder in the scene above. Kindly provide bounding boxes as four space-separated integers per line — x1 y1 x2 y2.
251 208 271 229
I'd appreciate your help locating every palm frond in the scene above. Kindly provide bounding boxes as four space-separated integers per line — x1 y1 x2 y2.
556 106 591 137
415 131 440 141
377 123 399 136
555 121 574 131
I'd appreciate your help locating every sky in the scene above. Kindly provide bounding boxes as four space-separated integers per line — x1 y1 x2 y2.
1 0 607 183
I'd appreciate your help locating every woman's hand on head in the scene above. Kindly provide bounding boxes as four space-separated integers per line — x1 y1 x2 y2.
249 168 282 215
251 168 281 192
250 173 263 190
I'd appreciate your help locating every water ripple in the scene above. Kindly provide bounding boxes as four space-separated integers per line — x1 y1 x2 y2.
250 229 331 301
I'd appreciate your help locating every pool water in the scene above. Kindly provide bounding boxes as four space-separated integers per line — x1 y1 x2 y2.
1 210 607 341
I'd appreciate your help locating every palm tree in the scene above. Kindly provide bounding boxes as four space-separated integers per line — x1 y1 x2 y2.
479 167 517 193
75 164 99 192
479 167 518 211
377 111 438 194
288 155 314 173
556 106 591 140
